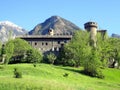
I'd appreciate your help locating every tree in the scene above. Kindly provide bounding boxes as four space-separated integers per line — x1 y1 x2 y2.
83 48 104 78
11 38 32 63
2 38 33 64
47 53 56 64
0 44 6 64
4 41 14 64
108 38 120 68
96 33 111 68
58 30 90 67
26 48 43 64
58 30 105 78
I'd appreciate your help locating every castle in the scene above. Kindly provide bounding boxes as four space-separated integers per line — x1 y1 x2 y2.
84 22 107 47
18 22 107 55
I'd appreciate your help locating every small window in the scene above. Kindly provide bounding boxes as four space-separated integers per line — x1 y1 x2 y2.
54 47 57 51
59 48 62 51
58 41 60 44
35 42 37 45
46 43 48 45
61 44 64 47
42 43 44 45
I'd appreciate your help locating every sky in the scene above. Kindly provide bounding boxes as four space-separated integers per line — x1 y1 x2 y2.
0 0 120 36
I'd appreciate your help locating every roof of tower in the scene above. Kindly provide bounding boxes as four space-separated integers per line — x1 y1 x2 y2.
84 21 98 29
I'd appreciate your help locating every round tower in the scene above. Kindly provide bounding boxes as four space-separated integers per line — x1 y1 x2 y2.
84 22 98 47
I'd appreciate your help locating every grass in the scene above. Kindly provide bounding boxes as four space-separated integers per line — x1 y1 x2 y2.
0 64 120 90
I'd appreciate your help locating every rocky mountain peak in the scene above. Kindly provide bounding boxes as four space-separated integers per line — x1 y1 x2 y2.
0 21 27 43
29 15 81 35
48 16 61 21
0 21 22 29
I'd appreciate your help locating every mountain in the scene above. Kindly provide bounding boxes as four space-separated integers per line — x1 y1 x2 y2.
112 33 120 38
29 16 81 35
0 21 27 43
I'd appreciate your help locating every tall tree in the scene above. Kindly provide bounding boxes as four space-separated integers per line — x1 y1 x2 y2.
4 40 14 64
96 33 111 67
59 31 90 67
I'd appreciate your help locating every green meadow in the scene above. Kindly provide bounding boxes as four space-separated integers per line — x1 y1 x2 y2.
0 64 120 90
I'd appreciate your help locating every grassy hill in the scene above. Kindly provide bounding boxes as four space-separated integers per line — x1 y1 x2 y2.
0 64 120 90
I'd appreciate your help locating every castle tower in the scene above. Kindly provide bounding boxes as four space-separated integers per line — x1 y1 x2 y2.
84 22 98 47
48 28 54 36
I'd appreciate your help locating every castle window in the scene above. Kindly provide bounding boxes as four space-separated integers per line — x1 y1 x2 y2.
35 42 37 45
61 44 64 47
46 43 48 45
59 48 62 51
54 47 57 51
58 41 60 44
42 43 44 45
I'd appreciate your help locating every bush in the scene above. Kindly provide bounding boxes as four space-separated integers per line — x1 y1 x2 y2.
26 49 43 63
14 68 22 78
63 73 69 77
33 63 37 67
96 69 104 79
0 66 4 69
47 53 56 64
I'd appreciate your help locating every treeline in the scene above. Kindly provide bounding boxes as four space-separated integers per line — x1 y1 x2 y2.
0 31 120 78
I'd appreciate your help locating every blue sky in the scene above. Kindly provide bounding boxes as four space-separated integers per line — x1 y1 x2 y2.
0 0 120 36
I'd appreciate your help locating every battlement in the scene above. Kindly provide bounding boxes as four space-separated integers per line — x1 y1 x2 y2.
16 35 72 39
84 22 98 30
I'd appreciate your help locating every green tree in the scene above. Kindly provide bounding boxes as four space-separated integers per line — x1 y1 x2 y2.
59 30 90 67
4 41 14 64
96 33 111 68
59 30 105 78
0 44 6 64
108 38 120 68
83 48 104 78
2 38 32 64
47 53 56 64
11 38 32 63
26 48 43 64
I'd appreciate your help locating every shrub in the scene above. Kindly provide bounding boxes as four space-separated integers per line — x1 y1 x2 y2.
33 63 37 67
14 68 22 78
0 66 4 69
96 69 104 79
47 53 56 64
26 49 43 63
63 73 69 77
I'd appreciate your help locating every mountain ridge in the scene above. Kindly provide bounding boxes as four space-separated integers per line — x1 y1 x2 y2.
29 16 81 35
112 33 120 38
0 21 27 43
